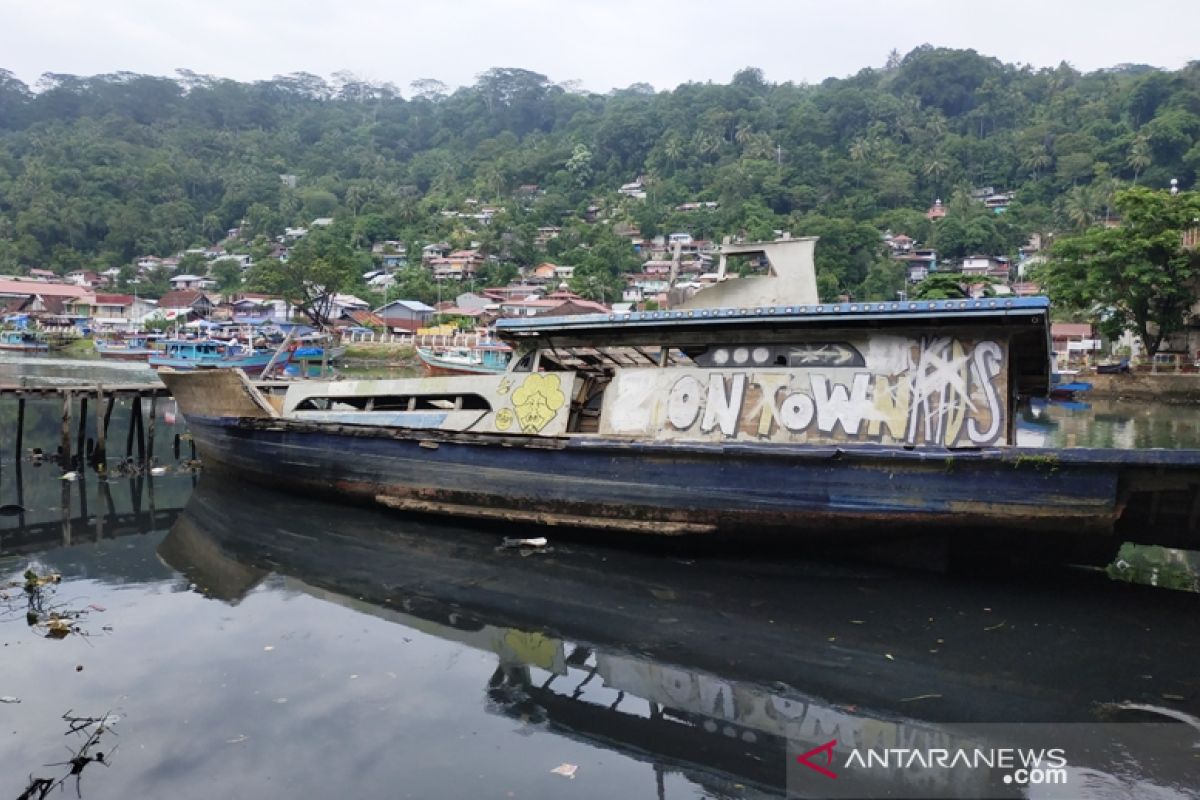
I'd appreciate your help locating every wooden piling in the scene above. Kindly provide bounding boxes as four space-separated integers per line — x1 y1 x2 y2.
15 394 25 462
134 396 146 462
94 386 105 464
147 395 157 462
60 481 71 548
60 392 73 468
76 396 88 466
125 398 136 457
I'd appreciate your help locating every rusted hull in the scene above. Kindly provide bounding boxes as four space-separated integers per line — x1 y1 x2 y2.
178 413 1200 541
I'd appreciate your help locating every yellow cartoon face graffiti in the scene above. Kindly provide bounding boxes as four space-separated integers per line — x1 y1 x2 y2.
511 373 566 433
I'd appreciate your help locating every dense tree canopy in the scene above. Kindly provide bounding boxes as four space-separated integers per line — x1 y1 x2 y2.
1037 187 1200 356
0 49 1198 304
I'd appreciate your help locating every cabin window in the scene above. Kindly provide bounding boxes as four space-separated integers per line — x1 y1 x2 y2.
294 394 493 412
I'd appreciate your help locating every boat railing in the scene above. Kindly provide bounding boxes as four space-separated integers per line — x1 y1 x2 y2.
338 330 483 349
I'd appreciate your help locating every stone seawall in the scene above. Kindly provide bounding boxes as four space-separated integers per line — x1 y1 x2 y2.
1084 372 1200 403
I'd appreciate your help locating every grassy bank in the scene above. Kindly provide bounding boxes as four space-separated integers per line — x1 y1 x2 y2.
341 342 418 365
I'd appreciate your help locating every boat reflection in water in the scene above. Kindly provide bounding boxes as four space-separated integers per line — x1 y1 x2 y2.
160 477 1200 799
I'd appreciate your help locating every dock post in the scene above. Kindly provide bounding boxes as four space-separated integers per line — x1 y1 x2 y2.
76 396 88 467
15 393 25 463
125 397 136 457
147 395 157 462
95 386 107 467
60 391 72 469
61 480 71 548
134 396 146 462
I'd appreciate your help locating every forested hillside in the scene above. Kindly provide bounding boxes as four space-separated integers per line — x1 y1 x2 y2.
1 46 1199 301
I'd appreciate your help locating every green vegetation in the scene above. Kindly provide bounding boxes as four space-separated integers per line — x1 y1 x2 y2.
0 50 1198 305
1036 187 1200 356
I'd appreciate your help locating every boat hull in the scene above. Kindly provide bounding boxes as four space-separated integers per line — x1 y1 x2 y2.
175 411 1200 545
149 354 277 374
416 347 509 377
96 348 155 361
0 343 49 352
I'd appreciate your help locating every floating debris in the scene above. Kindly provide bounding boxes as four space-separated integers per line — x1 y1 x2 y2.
501 537 548 549
17 711 118 800
0 503 25 516
550 763 578 779
1 695 21 704
60 471 79 481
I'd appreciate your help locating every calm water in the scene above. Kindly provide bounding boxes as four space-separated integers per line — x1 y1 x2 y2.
2 355 1200 799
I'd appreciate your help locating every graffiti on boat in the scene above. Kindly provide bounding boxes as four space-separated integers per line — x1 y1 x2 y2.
601 336 1008 447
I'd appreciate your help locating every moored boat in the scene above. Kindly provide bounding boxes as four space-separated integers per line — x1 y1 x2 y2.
158 236 1200 553
416 341 512 376
150 338 289 375
95 334 160 361
0 329 49 352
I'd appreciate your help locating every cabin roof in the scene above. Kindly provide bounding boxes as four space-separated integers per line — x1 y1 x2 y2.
498 296 1051 336
499 296 1053 395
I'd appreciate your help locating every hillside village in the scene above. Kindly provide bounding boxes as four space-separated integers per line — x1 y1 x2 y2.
1 180 1050 324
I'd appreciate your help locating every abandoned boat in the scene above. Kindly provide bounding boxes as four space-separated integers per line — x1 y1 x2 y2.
159 236 1200 547
416 341 513 376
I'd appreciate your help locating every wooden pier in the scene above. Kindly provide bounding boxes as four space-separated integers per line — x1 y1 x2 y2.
0 379 290 468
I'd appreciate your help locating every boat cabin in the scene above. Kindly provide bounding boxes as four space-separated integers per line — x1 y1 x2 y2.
276 298 1050 448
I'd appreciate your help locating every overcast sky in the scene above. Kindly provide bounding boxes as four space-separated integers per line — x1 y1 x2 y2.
2 0 1196 93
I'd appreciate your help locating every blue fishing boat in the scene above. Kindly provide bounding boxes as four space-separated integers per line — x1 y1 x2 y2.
150 339 287 375
158 236 1200 556
0 329 49 352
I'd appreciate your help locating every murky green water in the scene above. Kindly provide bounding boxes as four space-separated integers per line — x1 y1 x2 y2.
2 354 1200 798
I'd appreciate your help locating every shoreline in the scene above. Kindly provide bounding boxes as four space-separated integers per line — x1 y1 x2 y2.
1080 373 1200 404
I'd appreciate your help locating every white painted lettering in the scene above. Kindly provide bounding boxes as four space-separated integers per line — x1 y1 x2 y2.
701 374 746 436
967 342 1003 444
810 373 873 435
667 375 704 430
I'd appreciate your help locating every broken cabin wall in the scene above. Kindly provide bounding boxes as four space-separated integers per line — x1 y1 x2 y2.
599 333 1010 447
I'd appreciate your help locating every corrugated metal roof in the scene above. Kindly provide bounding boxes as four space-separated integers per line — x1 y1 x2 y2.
498 296 1052 335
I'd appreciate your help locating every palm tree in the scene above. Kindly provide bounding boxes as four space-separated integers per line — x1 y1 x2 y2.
1060 185 1095 231
1126 135 1151 184
1020 146 1051 180
734 122 753 148
662 134 683 171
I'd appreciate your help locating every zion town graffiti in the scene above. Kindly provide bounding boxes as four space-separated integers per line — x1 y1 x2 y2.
603 337 1008 447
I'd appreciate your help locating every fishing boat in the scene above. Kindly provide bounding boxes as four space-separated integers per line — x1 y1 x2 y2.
159 236 1200 551
0 329 49 352
150 339 288 375
94 334 160 361
416 341 512 376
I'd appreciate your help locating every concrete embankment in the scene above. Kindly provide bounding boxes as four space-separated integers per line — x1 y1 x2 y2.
1085 372 1200 403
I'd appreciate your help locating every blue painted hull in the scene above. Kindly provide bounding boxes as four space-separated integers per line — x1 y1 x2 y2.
181 413 1200 540
149 352 277 373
